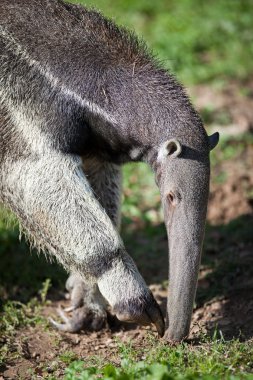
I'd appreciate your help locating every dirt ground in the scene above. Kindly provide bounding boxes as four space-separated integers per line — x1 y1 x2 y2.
1 80 253 379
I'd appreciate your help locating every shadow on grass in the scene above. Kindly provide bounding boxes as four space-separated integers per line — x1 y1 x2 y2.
0 224 66 307
196 213 253 340
123 212 253 340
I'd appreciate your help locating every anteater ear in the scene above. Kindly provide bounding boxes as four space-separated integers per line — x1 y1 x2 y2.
209 132 219 151
165 139 182 157
158 139 182 160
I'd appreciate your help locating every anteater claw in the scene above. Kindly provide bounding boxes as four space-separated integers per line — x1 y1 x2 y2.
49 306 86 333
114 292 165 337
146 306 165 337
64 305 78 313
50 305 106 333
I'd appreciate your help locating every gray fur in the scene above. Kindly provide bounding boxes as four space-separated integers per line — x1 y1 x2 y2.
63 158 122 331
0 0 219 341
82 157 122 229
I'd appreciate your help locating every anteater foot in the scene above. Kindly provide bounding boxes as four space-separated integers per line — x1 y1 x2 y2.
49 305 106 332
50 273 107 332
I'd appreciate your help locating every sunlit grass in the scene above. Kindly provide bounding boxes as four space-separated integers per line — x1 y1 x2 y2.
63 335 253 380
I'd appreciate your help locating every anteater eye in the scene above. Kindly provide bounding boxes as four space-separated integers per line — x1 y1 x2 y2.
167 192 175 205
167 191 181 206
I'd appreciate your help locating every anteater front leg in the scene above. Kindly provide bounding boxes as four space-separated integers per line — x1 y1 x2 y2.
63 158 122 331
2 151 164 335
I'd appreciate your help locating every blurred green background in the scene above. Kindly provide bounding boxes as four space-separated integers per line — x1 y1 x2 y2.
72 0 253 84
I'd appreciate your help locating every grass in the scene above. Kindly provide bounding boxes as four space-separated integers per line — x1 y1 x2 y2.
70 0 253 85
63 336 253 380
0 279 50 368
